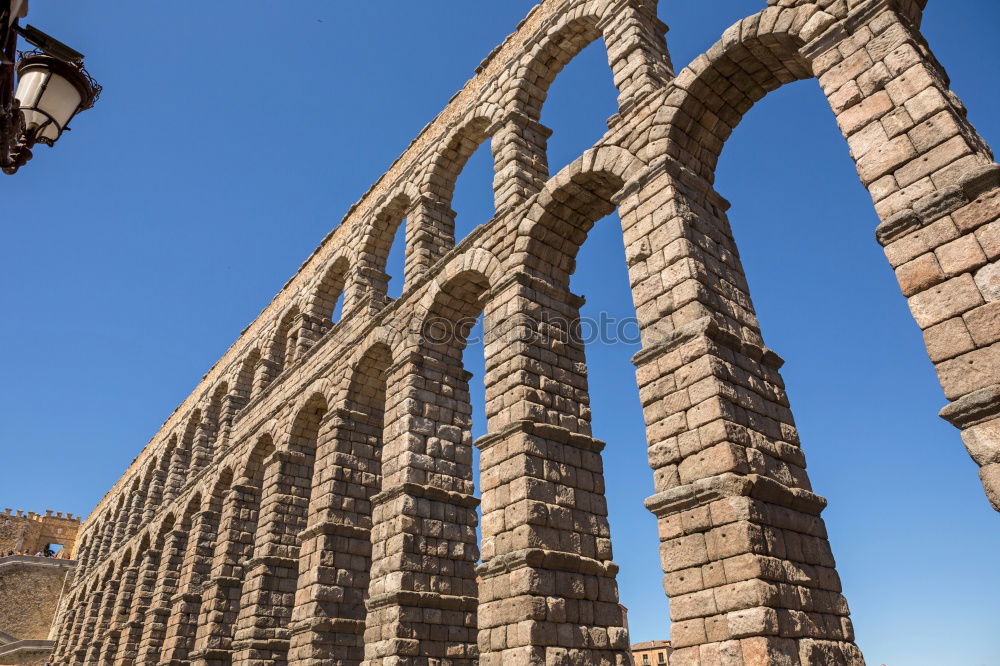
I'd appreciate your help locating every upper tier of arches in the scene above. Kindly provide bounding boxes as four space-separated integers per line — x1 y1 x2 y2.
78 0 673 549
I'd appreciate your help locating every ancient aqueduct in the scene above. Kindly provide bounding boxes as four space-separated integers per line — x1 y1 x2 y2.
51 0 999 663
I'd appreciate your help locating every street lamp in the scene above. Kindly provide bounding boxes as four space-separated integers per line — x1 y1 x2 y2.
1 3 100 174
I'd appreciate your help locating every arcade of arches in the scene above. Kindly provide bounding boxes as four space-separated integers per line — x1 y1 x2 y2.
52 0 999 664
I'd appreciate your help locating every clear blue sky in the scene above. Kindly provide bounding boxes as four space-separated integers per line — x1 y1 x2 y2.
2 2 998 664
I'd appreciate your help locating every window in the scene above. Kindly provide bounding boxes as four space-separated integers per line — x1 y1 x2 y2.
643 655 649 665
658 652 666 664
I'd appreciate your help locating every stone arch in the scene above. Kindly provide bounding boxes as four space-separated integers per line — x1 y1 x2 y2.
209 465 234 514
123 514 177 662
230 398 329 664
141 454 162 523
514 144 645 287
239 432 277 484
90 506 114 563
188 436 273 662
412 262 493 468
154 512 177 542
326 325 403 402
179 408 203 475
75 532 93 571
180 491 203 528
80 560 121 659
345 341 392 424
511 9 604 121
421 111 499 204
267 305 302 373
205 381 230 456
288 351 396 661
117 547 133 572
358 273 490 660
158 486 216 663
647 2 1000 517
234 347 261 406
355 189 415 302
106 527 157 664
412 108 507 259
655 5 830 182
162 432 186 503
308 252 351 321
105 493 128 556
96 546 135 661
417 246 502 322
507 0 670 121
419 267 494 362
63 577 98 659
291 377 339 420
124 474 144 538
286 391 328 456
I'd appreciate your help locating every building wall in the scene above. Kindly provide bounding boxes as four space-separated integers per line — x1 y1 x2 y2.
0 557 74 641
632 640 672 665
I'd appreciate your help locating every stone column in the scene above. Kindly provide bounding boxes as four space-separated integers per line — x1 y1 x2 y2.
191 420 216 472
288 310 328 359
70 585 104 664
341 259 390 317
125 488 146 539
96 519 115 564
806 0 1000 510
599 0 673 118
161 509 220 665
190 482 261 666
98 565 140 664
232 450 313 665
617 161 862 664
476 272 631 664
165 450 188 504
404 194 458 288
220 390 244 429
288 408 379 665
72 540 93 579
51 600 79 664
253 356 283 394
137 529 188 665
145 469 167 522
491 111 552 214
84 573 121 663
111 506 129 553
113 547 162 666
362 353 480 665
213 392 244 464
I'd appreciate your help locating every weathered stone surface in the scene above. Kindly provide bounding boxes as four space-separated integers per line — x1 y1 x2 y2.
45 1 1000 665
979 463 1000 511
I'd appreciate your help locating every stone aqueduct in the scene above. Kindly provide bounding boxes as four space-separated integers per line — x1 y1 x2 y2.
51 0 998 664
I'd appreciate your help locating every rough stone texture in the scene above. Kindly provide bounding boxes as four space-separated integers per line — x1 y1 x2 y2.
0 557 74 641
0 556 76 666
48 0 998 664
0 508 80 556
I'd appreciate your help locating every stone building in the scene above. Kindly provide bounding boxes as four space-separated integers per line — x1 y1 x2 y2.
48 0 999 664
632 640 672 666
0 509 78 666
0 508 80 557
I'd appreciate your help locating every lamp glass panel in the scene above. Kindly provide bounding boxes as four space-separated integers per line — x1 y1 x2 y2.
13 69 47 109
37 74 84 129
20 108 49 137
